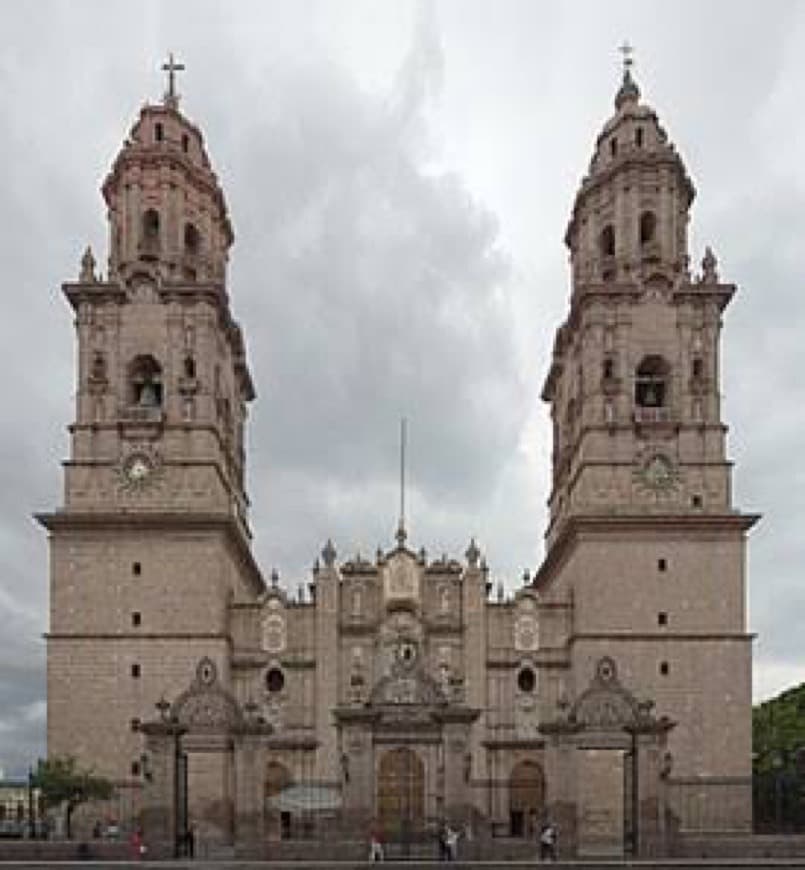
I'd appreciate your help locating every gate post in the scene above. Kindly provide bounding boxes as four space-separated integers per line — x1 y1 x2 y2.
140 719 186 859
233 719 272 859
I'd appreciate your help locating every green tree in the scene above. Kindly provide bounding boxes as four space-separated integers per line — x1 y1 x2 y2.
31 756 113 839
753 683 805 774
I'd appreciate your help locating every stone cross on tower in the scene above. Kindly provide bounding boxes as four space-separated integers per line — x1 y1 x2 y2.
162 52 185 109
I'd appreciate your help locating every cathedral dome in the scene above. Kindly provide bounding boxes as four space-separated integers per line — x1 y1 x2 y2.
101 64 233 286
565 61 696 287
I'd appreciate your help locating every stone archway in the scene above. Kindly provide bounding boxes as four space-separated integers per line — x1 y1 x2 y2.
141 658 272 859
376 748 425 838
509 760 545 837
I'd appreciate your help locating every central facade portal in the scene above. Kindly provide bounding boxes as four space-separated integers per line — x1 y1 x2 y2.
377 748 425 834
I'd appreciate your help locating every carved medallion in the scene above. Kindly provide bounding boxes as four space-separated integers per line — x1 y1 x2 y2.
515 615 539 652
262 614 286 653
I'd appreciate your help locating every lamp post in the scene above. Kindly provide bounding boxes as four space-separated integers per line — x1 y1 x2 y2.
27 766 34 839
772 752 784 832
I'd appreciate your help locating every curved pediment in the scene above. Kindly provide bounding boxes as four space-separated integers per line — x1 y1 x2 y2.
171 657 244 732
568 657 643 729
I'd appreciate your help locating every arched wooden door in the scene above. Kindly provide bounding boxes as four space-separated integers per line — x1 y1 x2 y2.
376 748 424 837
509 760 545 837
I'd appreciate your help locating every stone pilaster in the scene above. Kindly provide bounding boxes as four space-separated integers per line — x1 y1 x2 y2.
233 724 271 858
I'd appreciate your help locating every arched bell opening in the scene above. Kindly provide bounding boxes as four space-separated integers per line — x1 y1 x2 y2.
128 354 163 408
635 354 670 410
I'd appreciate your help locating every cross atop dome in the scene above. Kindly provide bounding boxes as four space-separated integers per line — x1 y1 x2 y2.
615 40 640 109
161 52 185 110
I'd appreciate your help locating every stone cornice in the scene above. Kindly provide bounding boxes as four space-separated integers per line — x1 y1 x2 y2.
570 631 756 643
35 509 265 596
482 737 546 749
534 511 761 592
46 632 232 642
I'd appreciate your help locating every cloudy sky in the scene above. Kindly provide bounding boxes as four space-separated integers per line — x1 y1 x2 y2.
0 0 802 775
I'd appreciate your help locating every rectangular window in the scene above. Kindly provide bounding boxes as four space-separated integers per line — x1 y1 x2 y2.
132 612 141 627
132 562 141 576
658 558 667 572
658 612 668 626
131 663 141 678
660 661 669 676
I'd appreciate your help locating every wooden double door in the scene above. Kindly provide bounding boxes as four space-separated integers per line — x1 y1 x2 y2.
376 748 425 836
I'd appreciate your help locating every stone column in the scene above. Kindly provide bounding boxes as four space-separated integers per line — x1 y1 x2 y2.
140 721 186 859
438 709 479 824
335 710 375 834
233 724 271 859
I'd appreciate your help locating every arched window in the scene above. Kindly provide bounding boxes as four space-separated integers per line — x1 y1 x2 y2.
635 355 670 408
600 224 615 258
184 223 201 256
128 355 163 407
635 126 644 147
640 211 657 246
183 356 196 379
141 209 160 256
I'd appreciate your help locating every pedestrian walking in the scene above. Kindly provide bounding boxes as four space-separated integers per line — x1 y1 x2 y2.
539 820 558 861
369 824 384 861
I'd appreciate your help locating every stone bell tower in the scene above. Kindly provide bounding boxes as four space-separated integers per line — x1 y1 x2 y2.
536 56 759 833
38 61 263 789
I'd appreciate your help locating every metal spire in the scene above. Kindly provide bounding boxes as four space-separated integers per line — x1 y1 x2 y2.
396 417 408 547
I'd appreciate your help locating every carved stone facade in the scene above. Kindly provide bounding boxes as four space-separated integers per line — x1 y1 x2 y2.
39 63 756 857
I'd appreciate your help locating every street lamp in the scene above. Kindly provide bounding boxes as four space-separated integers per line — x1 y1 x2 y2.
27 766 34 839
772 752 784 832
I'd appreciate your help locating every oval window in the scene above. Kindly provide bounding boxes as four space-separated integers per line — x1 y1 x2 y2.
517 667 536 693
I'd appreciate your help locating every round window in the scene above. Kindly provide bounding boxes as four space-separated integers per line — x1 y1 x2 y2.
265 667 285 693
517 667 536 693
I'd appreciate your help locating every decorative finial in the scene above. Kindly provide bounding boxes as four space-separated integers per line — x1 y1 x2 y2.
161 52 185 110
619 40 634 73
321 538 337 568
270 568 279 587
701 246 719 283
80 246 96 282
417 546 427 565
523 569 531 585
496 581 504 603
465 538 480 568
313 557 320 575
615 41 640 109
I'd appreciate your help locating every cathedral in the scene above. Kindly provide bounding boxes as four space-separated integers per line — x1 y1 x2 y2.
38 57 758 858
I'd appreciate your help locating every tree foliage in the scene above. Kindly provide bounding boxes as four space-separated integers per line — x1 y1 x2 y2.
753 682 805 775
31 756 113 837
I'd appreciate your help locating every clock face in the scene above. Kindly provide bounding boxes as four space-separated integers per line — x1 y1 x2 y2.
643 454 673 489
124 454 152 482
